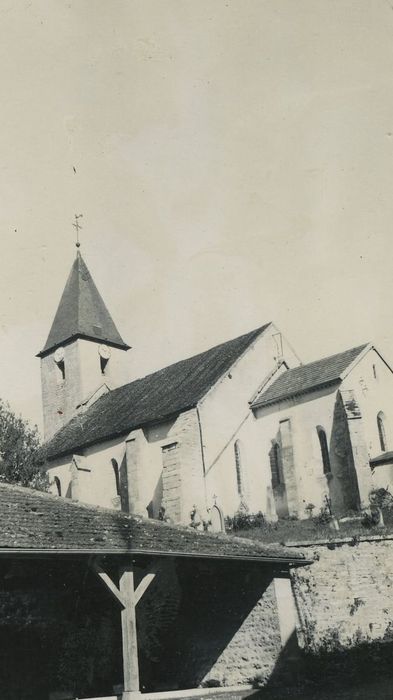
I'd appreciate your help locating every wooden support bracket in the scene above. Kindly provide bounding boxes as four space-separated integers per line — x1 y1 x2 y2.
91 559 158 607
134 564 158 605
90 558 159 699
92 560 126 607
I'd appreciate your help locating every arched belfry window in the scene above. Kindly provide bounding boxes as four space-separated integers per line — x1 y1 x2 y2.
317 426 331 475
270 441 282 487
377 412 388 452
54 476 61 497
234 440 246 496
111 458 120 496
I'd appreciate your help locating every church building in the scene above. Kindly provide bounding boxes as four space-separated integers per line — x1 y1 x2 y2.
39 252 393 527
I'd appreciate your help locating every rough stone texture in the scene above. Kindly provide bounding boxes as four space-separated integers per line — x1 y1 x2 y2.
162 442 182 521
164 561 283 689
41 340 82 441
291 539 393 652
170 409 206 524
201 578 281 687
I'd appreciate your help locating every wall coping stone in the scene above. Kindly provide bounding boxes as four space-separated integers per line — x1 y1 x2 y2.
284 533 393 548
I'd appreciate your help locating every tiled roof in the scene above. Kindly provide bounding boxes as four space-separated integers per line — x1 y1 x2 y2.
46 324 271 459
253 344 368 408
0 483 305 563
38 252 130 357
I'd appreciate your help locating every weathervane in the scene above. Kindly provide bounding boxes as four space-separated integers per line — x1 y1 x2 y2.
72 213 83 248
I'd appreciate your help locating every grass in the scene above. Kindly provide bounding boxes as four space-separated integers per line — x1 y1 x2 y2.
229 508 393 545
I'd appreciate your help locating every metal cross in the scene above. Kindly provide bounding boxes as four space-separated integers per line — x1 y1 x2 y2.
72 213 83 248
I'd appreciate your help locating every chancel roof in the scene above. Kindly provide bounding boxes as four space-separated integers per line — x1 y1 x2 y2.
0 482 305 563
252 344 369 409
46 323 271 459
38 252 130 357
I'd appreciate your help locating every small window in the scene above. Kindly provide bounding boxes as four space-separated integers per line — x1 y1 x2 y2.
100 356 109 375
317 426 331 474
234 440 245 496
56 360 65 382
270 442 282 486
373 364 377 380
54 348 65 382
111 458 120 496
377 412 388 452
54 476 61 497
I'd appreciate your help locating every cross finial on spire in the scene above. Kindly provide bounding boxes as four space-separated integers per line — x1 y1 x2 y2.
72 214 83 249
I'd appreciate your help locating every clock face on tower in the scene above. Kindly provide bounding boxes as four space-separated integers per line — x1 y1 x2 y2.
98 344 111 360
54 347 65 364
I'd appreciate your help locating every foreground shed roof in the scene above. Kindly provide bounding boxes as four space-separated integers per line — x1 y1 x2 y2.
46 323 271 459
253 344 368 408
0 483 305 563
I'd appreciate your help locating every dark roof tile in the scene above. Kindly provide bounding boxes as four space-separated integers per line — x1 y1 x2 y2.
38 253 129 356
0 483 305 562
253 344 368 408
46 324 271 459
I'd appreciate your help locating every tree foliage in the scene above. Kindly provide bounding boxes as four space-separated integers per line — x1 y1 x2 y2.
0 400 47 489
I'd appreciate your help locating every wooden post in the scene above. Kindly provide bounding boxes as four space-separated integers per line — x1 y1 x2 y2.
119 564 140 700
91 558 157 700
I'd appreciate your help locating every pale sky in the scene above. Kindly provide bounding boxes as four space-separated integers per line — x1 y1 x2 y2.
1 0 393 433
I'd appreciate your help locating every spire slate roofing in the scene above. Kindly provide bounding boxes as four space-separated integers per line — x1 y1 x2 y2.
252 343 369 408
45 323 271 459
38 252 130 357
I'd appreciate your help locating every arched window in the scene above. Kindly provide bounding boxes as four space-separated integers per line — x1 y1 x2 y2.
377 412 388 452
270 442 282 487
234 440 245 496
317 426 331 474
111 458 120 496
54 476 61 497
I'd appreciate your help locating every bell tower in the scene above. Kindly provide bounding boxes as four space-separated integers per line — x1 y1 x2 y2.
37 251 130 441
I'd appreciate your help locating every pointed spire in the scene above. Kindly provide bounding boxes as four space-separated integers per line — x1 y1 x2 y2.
37 252 130 357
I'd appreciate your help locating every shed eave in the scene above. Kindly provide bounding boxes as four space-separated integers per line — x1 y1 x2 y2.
0 546 310 565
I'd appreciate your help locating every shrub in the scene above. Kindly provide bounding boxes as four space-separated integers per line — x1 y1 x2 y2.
314 505 332 526
369 487 393 510
225 510 266 531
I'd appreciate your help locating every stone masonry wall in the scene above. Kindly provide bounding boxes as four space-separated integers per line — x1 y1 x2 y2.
291 538 393 652
164 408 206 525
201 577 281 687
167 561 282 689
41 340 81 441
161 442 182 522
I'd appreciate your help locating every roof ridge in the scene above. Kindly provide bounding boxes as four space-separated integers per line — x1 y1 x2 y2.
109 323 272 395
